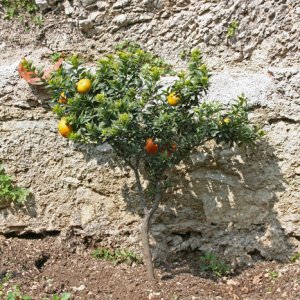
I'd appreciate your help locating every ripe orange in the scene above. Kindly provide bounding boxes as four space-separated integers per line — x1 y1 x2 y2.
161 143 177 157
77 78 92 94
167 92 180 106
170 143 177 153
58 118 72 138
58 92 67 104
145 138 158 154
223 117 231 124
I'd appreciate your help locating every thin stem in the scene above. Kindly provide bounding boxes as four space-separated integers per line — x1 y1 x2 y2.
149 182 162 219
141 181 163 281
127 162 165 281
141 213 155 280
129 161 148 213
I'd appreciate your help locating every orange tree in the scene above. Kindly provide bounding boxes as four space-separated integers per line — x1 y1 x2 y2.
47 42 263 280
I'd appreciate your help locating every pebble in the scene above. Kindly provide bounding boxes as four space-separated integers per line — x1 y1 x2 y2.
79 19 94 31
97 1 109 11
0 42 5 50
113 0 131 9
294 167 300 175
148 292 161 300
35 0 48 11
80 0 97 7
72 284 86 291
226 279 240 286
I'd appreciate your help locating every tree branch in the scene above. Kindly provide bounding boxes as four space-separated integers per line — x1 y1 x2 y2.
149 181 163 219
130 161 148 213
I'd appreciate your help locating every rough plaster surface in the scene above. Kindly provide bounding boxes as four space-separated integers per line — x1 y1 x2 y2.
0 0 299 266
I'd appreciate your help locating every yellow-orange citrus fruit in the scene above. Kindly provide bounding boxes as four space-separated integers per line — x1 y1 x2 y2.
223 117 231 124
77 78 92 94
167 92 180 106
145 138 158 154
58 118 72 138
58 92 67 104
161 143 177 157
170 143 177 153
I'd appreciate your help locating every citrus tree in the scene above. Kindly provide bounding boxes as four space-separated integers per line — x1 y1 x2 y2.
46 42 263 280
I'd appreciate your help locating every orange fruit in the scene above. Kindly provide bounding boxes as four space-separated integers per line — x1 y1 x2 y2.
58 92 67 104
58 118 72 138
161 143 177 157
170 143 177 153
223 117 231 124
167 92 180 106
77 78 92 94
145 138 158 154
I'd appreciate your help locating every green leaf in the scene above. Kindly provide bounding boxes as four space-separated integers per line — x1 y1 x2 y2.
60 293 71 300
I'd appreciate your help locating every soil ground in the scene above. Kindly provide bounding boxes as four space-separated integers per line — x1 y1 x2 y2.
1 236 300 300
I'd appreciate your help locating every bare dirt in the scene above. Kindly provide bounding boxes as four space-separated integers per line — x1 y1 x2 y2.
1 235 300 300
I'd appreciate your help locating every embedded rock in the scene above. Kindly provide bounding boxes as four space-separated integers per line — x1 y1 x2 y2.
35 0 48 11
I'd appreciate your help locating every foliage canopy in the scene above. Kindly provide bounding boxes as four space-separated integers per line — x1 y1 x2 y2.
48 42 263 183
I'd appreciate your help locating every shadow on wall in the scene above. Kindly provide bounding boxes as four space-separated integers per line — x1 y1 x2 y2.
122 138 293 272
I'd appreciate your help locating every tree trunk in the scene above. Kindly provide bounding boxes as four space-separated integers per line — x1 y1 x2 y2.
141 212 155 281
131 166 162 281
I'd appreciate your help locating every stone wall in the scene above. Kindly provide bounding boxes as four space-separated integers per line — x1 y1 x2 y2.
0 0 299 267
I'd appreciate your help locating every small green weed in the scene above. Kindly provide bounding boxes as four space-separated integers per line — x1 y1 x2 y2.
33 15 44 27
0 278 71 300
51 53 63 63
1 272 13 284
1 0 43 28
200 252 230 277
290 252 300 263
5 286 32 300
268 269 279 280
266 286 272 293
179 49 189 60
171 293 181 300
92 247 142 265
0 164 29 206
226 20 239 38
48 292 71 300
1 0 38 19
0 272 13 298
